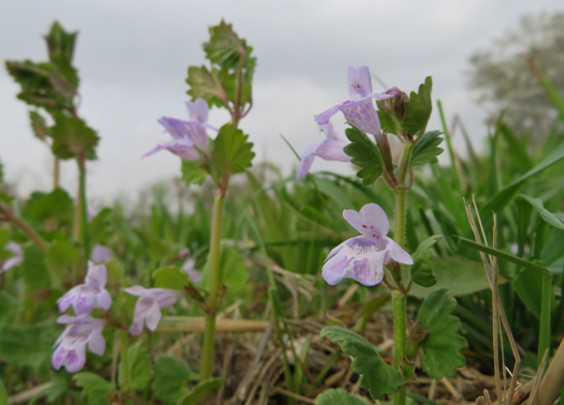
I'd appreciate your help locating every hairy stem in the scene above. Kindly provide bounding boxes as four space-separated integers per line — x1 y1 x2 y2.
200 189 225 381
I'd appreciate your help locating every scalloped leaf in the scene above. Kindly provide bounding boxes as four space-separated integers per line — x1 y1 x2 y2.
320 326 403 399
410 131 443 167
186 65 226 108
417 289 466 378
211 124 254 183
315 388 368 404
73 373 113 405
343 127 382 186
403 76 433 136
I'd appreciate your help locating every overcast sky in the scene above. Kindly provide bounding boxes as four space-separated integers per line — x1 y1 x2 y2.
1 0 562 202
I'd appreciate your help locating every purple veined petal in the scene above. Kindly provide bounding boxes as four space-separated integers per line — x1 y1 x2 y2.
153 289 181 309
86 261 107 287
130 319 143 336
340 98 383 135
184 122 210 154
91 245 113 263
158 117 189 140
350 248 387 286
124 286 148 297
143 300 163 331
64 344 87 373
96 289 112 311
319 123 339 141
87 328 106 356
315 105 341 126
51 345 66 370
296 141 322 179
186 98 209 124
315 139 350 162
348 66 373 98
385 237 414 265
358 203 390 237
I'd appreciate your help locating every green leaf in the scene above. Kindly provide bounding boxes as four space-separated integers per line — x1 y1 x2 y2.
124 343 152 391
105 259 125 285
23 187 74 226
46 373 71 403
45 239 80 273
0 377 8 405
177 378 224 405
320 326 403 399
153 266 191 290
203 20 253 70
186 65 226 108
21 244 51 291
211 124 254 182
417 289 466 378
0 321 56 372
410 256 493 298
200 247 248 295
403 76 433 136
314 388 368 405
518 194 564 230
153 356 195 404
483 142 564 216
50 114 99 160
181 159 208 186
410 236 440 287
44 21 79 88
343 127 382 186
73 373 113 405
410 131 444 167
29 110 50 142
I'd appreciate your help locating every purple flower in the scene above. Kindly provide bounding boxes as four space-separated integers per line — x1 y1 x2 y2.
143 98 215 160
52 314 106 372
124 286 180 335
297 123 351 179
1 242 23 273
322 203 413 286
58 261 112 315
182 258 202 284
90 245 113 264
315 66 392 136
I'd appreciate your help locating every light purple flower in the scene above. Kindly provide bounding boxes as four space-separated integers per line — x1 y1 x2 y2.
90 245 113 264
143 98 215 160
57 261 112 315
124 286 181 335
1 242 23 273
322 203 413 286
296 123 351 179
315 66 392 136
52 314 106 372
182 258 202 284
87 200 101 221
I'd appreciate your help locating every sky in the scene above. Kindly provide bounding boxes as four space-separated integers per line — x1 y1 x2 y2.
1 0 562 202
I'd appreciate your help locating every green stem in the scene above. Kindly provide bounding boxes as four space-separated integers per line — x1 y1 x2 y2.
119 330 131 395
200 190 225 381
391 141 413 405
78 155 91 261
0 206 48 252
392 290 407 405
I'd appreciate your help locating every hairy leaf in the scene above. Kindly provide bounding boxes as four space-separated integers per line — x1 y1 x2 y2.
178 378 224 405
29 111 50 141
411 131 443 167
21 244 51 292
181 159 208 186
321 326 403 399
315 388 368 404
73 373 113 405
121 343 152 391
153 266 191 290
50 114 99 159
153 355 195 403
403 76 433 136
211 124 254 183
23 187 74 226
410 236 440 287
343 127 382 186
417 289 466 378
186 65 227 108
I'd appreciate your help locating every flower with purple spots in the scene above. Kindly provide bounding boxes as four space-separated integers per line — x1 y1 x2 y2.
1 242 23 274
124 286 181 335
315 66 391 136
144 98 216 160
57 261 112 315
296 123 351 179
322 203 413 286
52 314 106 372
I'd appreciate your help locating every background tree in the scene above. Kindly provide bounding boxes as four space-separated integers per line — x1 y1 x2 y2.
468 12 564 140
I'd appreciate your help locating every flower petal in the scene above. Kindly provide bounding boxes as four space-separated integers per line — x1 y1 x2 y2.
144 300 163 331
340 99 383 135
315 139 350 162
385 237 414 265
297 141 322 179
347 66 372 98
315 105 340 125
86 262 107 288
88 329 106 356
358 203 389 237
186 98 209 123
